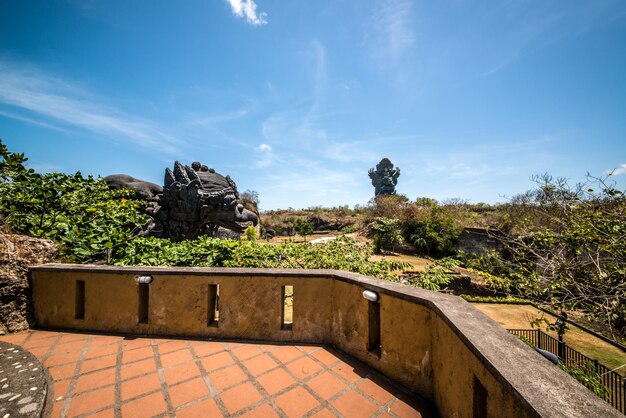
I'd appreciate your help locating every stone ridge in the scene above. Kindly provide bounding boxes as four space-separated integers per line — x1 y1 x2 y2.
0 235 58 334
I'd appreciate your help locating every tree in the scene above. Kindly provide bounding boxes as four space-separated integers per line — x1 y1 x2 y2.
498 174 626 340
370 217 403 253
294 219 314 241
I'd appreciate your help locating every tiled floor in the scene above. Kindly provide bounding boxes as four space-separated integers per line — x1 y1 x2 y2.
0 330 434 418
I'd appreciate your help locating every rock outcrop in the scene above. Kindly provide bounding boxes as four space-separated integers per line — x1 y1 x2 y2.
0 234 58 334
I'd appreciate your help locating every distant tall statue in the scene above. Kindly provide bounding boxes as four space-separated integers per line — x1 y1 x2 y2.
368 158 400 196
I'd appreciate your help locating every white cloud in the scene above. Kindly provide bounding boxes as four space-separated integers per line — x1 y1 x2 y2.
608 163 626 176
226 0 267 26
372 0 415 66
0 61 181 154
258 143 272 152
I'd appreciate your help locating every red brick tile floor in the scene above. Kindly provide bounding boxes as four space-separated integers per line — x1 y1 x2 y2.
0 330 436 418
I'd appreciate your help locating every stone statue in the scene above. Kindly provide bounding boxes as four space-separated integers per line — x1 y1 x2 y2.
105 161 259 241
368 158 400 196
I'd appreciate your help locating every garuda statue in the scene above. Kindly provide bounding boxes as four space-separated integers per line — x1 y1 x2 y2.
105 161 259 241
368 158 400 197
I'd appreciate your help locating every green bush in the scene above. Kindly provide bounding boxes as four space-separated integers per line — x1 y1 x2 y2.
404 206 462 256
0 140 148 262
117 236 410 281
370 217 403 252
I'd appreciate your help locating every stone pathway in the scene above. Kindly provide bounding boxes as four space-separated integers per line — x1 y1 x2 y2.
0 342 48 418
0 330 434 417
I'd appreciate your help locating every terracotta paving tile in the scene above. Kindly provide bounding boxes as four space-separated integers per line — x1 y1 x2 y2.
67 385 115 417
307 371 347 400
312 348 341 366
358 378 397 405
80 353 117 373
0 332 29 344
53 379 71 401
239 403 280 418
333 391 379 418
85 343 119 359
157 339 187 354
331 363 368 383
121 390 168 418
199 351 234 372
256 367 296 395
192 341 224 357
256 343 280 352
390 397 430 418
219 382 263 415
51 400 63 418
163 361 201 386
74 367 116 394
295 344 320 354
310 409 337 418
176 397 223 418
122 346 154 364
168 377 211 408
160 348 194 368
87 407 115 417
242 353 278 376
52 339 88 355
275 386 320 417
121 338 152 350
45 350 82 368
271 346 305 363
88 335 120 347
121 357 157 381
231 344 263 361
121 372 162 401
49 363 78 381
208 364 248 391
28 346 50 360
286 356 323 380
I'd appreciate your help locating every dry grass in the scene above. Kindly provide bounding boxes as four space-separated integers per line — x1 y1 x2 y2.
473 303 626 376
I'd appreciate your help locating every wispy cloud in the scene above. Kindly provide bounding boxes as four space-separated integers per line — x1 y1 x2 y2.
607 163 626 176
0 61 181 154
225 0 267 26
255 143 274 168
371 0 415 66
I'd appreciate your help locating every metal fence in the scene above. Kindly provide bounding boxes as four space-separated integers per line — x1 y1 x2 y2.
508 328 626 415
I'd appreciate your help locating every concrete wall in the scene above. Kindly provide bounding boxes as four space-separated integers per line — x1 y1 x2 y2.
31 264 621 418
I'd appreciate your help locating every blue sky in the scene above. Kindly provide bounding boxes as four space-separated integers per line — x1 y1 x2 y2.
1 0 625 210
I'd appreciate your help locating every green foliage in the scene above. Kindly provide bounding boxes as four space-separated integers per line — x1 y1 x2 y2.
293 219 314 241
500 174 626 338
404 205 463 256
559 361 611 399
370 217 403 252
117 236 410 280
338 223 360 234
461 295 531 304
243 225 258 241
408 258 460 291
0 140 148 262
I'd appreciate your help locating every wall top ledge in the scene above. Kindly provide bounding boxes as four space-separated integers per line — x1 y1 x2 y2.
30 263 621 417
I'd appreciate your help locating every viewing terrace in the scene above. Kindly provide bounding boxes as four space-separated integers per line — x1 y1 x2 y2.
1 264 621 417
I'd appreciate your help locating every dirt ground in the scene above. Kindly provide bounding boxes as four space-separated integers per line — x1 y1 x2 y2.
473 303 626 376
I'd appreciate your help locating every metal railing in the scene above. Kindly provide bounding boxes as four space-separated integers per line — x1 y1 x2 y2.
508 328 626 414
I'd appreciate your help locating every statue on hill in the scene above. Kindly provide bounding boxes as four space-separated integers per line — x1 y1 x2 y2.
368 158 400 196
105 161 258 241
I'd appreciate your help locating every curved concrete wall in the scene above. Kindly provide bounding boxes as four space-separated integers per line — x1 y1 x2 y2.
30 264 620 418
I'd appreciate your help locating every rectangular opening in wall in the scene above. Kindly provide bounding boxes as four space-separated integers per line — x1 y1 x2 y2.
367 300 381 357
138 283 149 324
75 280 85 320
207 284 219 327
472 376 488 418
281 285 293 330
